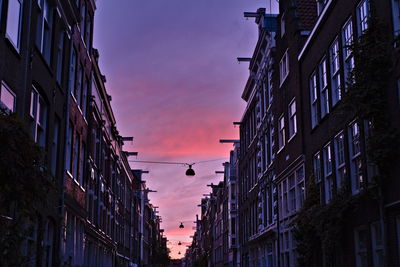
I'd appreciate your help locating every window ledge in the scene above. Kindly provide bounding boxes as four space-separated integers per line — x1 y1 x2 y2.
5 36 21 57
287 133 297 143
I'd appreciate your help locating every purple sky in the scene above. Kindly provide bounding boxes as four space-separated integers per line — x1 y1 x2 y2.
94 0 278 258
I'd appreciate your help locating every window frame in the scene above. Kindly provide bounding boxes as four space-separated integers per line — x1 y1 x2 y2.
334 131 346 190
0 81 16 112
310 72 319 128
323 143 333 203
319 58 330 118
30 86 47 147
288 98 297 140
278 114 285 151
357 0 370 36
279 50 289 86
5 0 23 51
330 37 341 106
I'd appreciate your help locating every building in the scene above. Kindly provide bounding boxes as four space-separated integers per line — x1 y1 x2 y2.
0 0 167 266
298 0 400 266
185 1 400 266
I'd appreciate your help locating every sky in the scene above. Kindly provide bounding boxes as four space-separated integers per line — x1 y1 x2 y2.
94 0 278 259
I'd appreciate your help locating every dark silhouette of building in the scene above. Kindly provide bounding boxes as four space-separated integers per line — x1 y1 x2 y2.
0 0 167 266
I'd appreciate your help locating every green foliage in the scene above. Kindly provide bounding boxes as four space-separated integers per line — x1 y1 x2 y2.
294 15 400 266
343 17 400 180
0 112 51 266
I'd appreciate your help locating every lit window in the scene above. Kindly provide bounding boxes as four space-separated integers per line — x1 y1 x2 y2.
288 99 297 139
278 115 285 150
342 18 355 88
319 59 329 117
0 81 16 112
280 50 289 85
349 121 363 195
6 0 23 50
334 132 346 189
310 72 319 128
30 87 47 147
330 38 341 105
357 0 370 36
323 143 333 203
36 0 53 64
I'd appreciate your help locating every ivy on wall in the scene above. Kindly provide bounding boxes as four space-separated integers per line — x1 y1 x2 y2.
0 112 52 266
294 13 400 267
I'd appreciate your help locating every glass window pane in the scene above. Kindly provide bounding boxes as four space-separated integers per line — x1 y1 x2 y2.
6 0 22 49
0 83 16 111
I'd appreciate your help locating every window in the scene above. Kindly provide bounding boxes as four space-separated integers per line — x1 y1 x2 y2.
267 70 273 107
30 87 47 147
310 73 319 128
288 99 297 139
288 174 296 214
280 50 289 85
397 79 400 104
279 166 304 219
330 38 341 105
79 4 86 41
24 218 38 267
56 32 65 84
43 219 55 267
354 227 368 267
278 115 285 150
69 47 77 95
50 118 60 176
66 122 73 173
323 143 333 202
296 167 305 209
313 152 322 183
36 0 53 64
79 142 86 186
85 14 92 48
73 133 80 181
392 0 400 38
319 59 329 117
317 0 328 15
342 19 355 88
357 0 370 36
6 0 23 50
334 132 346 190
371 222 384 267
349 121 363 194
0 81 16 112
75 64 83 106
280 13 285 37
